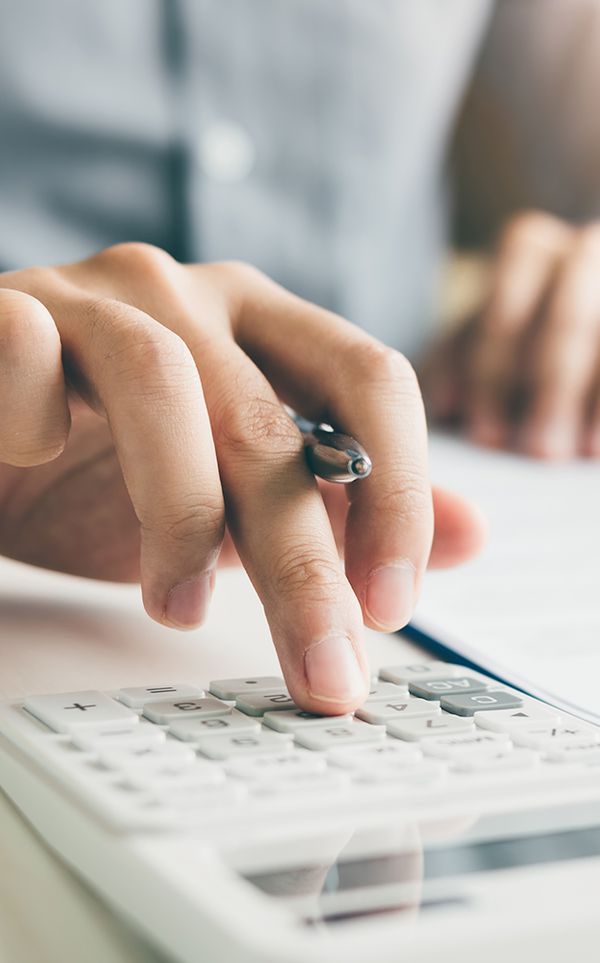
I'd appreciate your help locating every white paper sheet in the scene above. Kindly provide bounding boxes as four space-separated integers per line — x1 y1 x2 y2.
414 434 600 723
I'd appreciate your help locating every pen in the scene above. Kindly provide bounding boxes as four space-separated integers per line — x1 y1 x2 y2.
292 414 372 484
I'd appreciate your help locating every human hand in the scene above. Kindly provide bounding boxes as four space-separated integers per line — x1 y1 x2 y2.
423 212 600 459
0 245 485 711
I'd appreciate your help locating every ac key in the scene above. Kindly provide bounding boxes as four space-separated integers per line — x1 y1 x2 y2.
409 676 487 700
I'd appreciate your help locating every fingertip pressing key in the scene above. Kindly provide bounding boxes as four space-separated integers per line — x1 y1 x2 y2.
304 635 368 707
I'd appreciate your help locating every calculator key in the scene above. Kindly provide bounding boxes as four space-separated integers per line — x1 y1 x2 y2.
474 705 561 733
99 743 197 773
387 713 473 742
124 761 226 791
80 784 181 831
165 782 248 815
262 709 353 733
116 684 204 708
512 724 600 752
356 696 439 726
169 710 260 741
544 744 600 764
366 681 409 701
328 740 422 771
33 738 95 775
195 729 293 760
354 760 447 789
24 691 138 734
451 748 539 774
379 662 464 685
293 720 385 752
143 696 232 724
421 731 510 759
72 721 166 752
440 690 523 717
235 691 297 716
225 750 326 782
250 770 348 800
409 677 486 700
208 676 285 700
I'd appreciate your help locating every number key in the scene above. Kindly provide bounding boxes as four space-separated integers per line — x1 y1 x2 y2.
195 729 293 760
143 696 232 724
356 695 439 725
294 720 385 751
235 691 297 716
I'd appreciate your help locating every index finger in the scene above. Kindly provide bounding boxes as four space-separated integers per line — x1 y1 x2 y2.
231 269 433 631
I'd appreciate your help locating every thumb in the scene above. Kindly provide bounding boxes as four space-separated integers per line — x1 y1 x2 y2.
429 485 488 568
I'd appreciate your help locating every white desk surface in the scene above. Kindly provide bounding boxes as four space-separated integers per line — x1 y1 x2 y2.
0 557 424 963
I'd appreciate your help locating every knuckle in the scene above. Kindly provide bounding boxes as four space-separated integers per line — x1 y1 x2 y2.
144 494 225 550
217 260 271 290
0 290 56 352
0 296 63 408
350 341 419 396
89 304 198 395
373 466 432 525
207 261 274 319
99 242 177 276
272 542 343 603
216 390 302 460
0 266 59 299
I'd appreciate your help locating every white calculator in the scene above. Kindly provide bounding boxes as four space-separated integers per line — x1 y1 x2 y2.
1 660 600 963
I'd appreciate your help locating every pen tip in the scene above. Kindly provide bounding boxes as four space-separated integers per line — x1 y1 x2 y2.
350 456 372 478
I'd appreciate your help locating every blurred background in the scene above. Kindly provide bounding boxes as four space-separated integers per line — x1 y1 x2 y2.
1 0 600 452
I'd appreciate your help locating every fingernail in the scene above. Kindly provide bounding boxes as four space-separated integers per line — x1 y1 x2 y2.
304 635 366 703
164 572 214 629
365 561 416 629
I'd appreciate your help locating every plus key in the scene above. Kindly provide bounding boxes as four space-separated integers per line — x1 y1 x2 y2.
25 690 138 733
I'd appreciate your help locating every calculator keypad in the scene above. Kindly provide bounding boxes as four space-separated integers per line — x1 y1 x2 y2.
5 660 600 833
